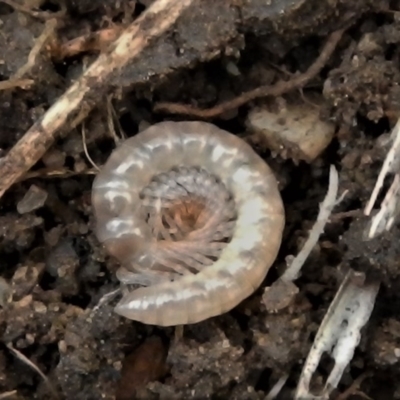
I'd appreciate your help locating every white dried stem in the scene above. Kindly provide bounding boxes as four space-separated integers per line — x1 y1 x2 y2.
367 173 400 238
364 118 400 239
365 118 400 217
265 374 289 400
364 118 400 238
295 270 379 400
90 288 121 315
282 165 340 281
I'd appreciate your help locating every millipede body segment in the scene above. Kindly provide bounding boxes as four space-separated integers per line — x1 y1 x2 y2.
92 121 285 326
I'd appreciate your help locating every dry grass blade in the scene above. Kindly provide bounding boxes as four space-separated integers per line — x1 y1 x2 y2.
365 118 400 238
282 165 342 281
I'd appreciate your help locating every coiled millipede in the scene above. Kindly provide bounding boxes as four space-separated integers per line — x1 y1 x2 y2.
92 121 285 326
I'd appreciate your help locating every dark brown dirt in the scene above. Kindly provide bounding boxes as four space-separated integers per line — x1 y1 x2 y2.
1 0 400 399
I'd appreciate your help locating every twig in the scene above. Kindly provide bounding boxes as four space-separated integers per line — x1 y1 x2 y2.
0 0 194 200
281 165 342 281
6 343 59 399
154 27 346 118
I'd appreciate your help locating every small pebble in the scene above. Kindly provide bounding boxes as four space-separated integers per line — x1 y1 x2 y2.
247 98 335 162
17 185 48 214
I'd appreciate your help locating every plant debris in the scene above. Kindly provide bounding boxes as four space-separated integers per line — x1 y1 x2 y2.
0 0 400 398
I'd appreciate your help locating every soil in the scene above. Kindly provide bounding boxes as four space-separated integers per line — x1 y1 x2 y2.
1 0 400 399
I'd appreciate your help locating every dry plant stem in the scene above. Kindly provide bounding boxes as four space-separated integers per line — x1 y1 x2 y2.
6 343 59 399
364 118 400 238
282 165 340 282
154 28 346 118
0 0 194 200
265 374 289 400
295 270 379 400
365 118 400 216
0 391 17 399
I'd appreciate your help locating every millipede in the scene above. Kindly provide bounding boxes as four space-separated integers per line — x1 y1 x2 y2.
92 121 285 326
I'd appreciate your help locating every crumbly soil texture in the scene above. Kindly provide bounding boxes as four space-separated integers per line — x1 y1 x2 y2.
1 0 400 399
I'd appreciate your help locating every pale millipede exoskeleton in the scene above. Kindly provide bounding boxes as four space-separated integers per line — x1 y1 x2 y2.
92 121 285 326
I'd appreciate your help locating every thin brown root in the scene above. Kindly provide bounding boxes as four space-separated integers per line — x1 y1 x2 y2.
154 27 347 118
6 343 59 399
335 372 373 400
330 209 363 221
82 124 100 171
